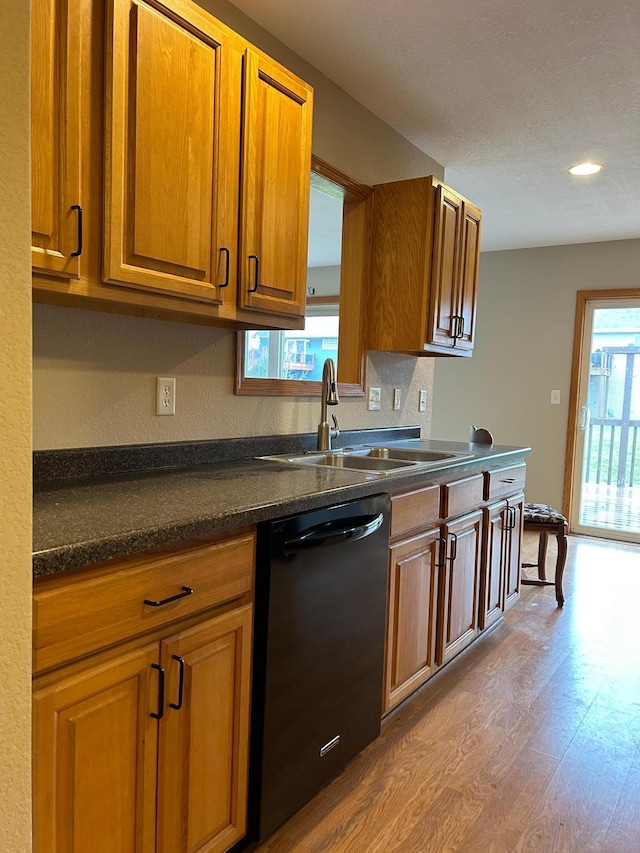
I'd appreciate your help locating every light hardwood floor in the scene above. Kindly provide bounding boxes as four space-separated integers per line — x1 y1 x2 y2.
253 533 640 853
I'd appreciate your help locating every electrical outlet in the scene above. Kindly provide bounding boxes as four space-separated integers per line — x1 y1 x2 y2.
550 389 561 405
393 388 401 411
156 377 176 415
419 389 427 412
367 387 381 411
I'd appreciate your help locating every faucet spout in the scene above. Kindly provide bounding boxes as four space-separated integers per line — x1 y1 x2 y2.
317 358 340 451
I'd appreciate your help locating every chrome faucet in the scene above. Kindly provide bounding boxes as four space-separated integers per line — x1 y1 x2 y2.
317 358 340 451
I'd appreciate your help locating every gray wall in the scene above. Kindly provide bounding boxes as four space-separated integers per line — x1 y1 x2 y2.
431 238 640 509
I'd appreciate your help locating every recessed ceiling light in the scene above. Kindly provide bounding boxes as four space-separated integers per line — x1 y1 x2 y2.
568 162 604 176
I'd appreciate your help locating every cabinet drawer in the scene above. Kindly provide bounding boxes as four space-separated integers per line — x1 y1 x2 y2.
33 532 255 674
484 464 527 501
390 484 441 539
440 473 484 519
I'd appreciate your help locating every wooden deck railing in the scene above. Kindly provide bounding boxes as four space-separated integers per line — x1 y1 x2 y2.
585 419 640 487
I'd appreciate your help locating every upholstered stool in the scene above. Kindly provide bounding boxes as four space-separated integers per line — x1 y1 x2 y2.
521 503 567 607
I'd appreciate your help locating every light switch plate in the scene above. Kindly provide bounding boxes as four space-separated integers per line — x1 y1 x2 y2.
393 388 401 411
550 389 561 405
367 387 381 411
419 390 427 412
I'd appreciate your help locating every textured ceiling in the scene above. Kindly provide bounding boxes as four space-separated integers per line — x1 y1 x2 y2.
230 0 640 251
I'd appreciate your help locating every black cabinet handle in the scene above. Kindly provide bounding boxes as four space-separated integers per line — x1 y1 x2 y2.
150 663 165 720
448 532 458 563
451 315 465 341
438 537 447 568
450 314 462 343
248 254 259 292
169 655 185 711
218 247 230 288
143 586 193 607
70 204 83 257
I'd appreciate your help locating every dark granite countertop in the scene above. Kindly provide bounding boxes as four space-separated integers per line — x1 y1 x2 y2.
33 430 531 578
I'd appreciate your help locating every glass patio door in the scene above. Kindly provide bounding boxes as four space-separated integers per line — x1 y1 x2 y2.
571 299 640 542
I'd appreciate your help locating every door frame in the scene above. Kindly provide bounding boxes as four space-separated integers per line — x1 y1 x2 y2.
563 287 640 528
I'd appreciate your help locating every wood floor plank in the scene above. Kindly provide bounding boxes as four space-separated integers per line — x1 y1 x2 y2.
523 655 605 760
511 702 638 851
455 747 560 853
601 751 640 853
376 785 487 853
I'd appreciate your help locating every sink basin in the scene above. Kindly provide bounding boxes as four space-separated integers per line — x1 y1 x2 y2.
298 453 416 472
364 446 473 463
259 450 417 474
259 445 474 475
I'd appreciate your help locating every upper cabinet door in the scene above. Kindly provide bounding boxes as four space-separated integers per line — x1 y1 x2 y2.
31 0 82 278
428 184 463 349
456 200 481 352
103 0 241 303
238 49 313 319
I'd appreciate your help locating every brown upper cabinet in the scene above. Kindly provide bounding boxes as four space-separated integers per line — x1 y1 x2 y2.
103 0 244 305
368 176 481 356
237 50 313 320
31 0 313 330
31 0 82 278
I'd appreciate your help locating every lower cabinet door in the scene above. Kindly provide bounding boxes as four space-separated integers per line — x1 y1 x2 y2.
384 527 441 713
481 501 507 629
439 509 483 665
504 493 524 609
156 605 253 853
33 644 159 853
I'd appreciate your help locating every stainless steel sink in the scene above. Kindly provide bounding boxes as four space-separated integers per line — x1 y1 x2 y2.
364 446 473 463
259 444 474 475
296 453 416 472
259 449 416 474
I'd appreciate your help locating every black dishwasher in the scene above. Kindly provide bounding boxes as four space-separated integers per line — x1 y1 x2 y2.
249 493 390 842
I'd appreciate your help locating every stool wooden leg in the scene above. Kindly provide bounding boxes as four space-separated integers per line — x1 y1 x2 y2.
555 526 567 608
537 531 548 580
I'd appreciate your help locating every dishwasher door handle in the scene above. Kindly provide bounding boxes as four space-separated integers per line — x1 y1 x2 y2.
283 512 385 554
